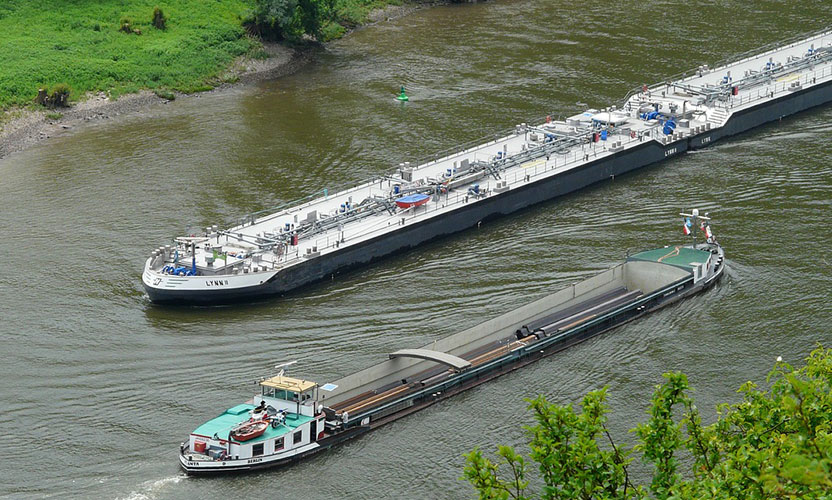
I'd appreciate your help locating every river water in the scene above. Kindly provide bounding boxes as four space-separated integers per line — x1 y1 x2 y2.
1 1 831 498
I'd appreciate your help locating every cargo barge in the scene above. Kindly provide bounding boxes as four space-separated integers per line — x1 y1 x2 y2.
179 213 724 474
145 28 827 304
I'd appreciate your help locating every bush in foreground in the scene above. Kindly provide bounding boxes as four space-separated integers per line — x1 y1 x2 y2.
463 346 831 499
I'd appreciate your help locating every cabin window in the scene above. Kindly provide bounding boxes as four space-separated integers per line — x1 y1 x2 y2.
293 430 303 445
273 389 295 400
274 437 284 451
252 443 264 457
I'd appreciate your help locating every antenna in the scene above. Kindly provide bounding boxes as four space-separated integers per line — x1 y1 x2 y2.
274 360 297 377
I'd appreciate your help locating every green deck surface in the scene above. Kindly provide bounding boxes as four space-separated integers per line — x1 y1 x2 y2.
192 404 313 443
628 246 710 270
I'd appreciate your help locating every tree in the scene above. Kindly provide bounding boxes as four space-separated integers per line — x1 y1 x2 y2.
463 346 832 499
244 0 333 42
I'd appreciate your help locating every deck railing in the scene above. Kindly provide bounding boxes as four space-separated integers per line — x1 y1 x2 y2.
215 28 832 256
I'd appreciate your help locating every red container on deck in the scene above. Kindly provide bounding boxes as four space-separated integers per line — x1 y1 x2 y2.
194 441 207 453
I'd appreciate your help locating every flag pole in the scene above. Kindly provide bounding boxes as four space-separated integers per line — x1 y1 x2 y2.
680 209 711 248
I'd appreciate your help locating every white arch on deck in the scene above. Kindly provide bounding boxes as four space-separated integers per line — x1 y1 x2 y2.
388 349 472 372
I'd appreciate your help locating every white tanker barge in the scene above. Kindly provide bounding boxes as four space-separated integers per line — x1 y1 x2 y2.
145 28 830 304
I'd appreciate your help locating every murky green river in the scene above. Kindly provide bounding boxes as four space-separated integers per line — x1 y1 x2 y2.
1 1 831 498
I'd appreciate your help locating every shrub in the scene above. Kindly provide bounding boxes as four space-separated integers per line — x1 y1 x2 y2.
244 0 331 42
120 17 132 34
152 7 166 30
47 83 71 107
154 89 175 100
464 346 832 500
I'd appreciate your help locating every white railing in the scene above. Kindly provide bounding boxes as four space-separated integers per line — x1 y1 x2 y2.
718 63 832 110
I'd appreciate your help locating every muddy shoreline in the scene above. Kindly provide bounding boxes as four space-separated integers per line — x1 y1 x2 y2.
0 1 444 161
0 43 308 160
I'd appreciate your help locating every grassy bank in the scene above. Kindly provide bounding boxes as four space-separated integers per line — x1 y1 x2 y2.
0 0 431 113
0 0 259 109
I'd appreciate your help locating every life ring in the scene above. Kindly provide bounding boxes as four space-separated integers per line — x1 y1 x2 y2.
271 419 279 429
630 131 636 139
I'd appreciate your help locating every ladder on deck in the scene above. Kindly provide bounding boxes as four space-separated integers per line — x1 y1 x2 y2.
708 106 730 127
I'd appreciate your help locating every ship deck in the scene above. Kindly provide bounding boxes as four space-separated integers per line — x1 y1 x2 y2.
628 246 712 270
192 403 312 443
325 286 641 418
316 253 712 424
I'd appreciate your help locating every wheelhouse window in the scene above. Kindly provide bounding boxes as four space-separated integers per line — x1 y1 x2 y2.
252 443 264 456
264 389 296 401
275 437 284 451
293 430 303 444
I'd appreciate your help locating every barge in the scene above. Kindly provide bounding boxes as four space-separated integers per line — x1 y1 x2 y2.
144 28 826 304
179 213 725 474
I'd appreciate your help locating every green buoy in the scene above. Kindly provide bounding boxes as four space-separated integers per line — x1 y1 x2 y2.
396 86 409 102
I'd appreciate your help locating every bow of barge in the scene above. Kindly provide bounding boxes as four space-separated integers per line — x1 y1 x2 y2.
179 213 724 475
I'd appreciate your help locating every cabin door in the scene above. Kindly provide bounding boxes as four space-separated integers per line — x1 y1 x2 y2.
310 419 317 441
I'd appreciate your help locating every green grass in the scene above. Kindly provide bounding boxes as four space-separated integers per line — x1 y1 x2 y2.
0 0 259 109
0 0 424 110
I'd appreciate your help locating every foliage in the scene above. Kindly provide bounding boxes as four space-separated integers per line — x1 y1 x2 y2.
152 7 166 30
0 0 257 109
464 346 832 499
243 0 399 42
243 0 335 41
45 83 71 107
153 89 175 100
120 16 133 34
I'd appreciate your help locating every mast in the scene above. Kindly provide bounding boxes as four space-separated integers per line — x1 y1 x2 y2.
679 208 711 247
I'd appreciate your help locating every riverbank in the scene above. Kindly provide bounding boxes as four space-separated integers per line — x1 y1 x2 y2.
0 42 306 159
0 0 446 161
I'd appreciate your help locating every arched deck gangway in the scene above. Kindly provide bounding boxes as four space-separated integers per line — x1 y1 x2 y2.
388 349 472 372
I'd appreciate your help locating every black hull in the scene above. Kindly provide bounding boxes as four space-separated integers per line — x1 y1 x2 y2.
148 78 829 305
